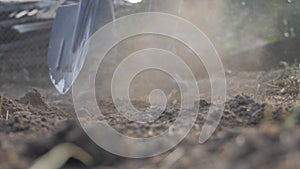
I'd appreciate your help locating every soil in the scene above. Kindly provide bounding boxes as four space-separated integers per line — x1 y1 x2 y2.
0 69 300 169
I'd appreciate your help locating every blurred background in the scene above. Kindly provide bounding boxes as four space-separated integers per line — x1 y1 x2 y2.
0 0 299 83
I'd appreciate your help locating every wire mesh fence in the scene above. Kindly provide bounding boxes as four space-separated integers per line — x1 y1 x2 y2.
0 1 56 82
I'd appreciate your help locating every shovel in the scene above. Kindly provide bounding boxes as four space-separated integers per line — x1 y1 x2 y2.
48 0 115 94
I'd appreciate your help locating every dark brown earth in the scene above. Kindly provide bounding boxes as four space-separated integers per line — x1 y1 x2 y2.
0 69 300 169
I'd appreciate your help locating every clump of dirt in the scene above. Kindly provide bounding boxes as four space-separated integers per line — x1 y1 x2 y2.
223 95 265 126
17 89 49 108
0 89 65 134
196 95 285 128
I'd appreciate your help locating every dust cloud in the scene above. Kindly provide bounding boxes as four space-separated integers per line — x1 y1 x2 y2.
94 0 285 100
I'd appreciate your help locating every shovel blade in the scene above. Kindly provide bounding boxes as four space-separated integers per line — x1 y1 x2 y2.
48 0 115 94
48 4 83 94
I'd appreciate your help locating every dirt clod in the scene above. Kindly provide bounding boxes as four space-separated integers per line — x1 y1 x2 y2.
17 89 49 108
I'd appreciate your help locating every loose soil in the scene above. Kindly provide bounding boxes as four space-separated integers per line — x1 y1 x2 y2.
0 70 300 169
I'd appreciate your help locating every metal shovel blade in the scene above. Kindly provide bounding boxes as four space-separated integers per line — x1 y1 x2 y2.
48 4 81 94
48 0 115 94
